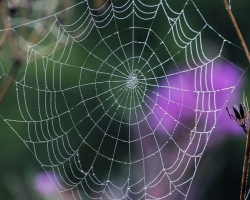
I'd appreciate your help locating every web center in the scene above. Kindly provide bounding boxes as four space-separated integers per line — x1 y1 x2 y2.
126 73 138 89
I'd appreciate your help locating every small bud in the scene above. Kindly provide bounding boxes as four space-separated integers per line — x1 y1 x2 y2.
226 102 249 134
240 103 245 119
232 106 241 119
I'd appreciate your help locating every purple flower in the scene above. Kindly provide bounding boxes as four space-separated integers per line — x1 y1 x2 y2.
147 61 244 135
34 171 58 197
143 60 244 199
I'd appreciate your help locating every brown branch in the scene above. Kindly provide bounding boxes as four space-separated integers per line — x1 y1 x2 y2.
223 0 250 63
0 3 21 107
0 59 21 107
0 1 70 108
0 1 8 50
222 1 250 199
240 124 250 200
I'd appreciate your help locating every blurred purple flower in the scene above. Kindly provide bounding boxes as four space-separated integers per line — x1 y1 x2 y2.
147 61 244 135
34 171 58 197
141 60 244 200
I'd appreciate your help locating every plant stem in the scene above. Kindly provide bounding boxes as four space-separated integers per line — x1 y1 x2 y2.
0 59 21 107
0 3 22 108
222 0 250 63
222 1 250 199
240 125 250 200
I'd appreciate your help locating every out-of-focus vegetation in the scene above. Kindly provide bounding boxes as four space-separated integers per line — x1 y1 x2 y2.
0 0 250 199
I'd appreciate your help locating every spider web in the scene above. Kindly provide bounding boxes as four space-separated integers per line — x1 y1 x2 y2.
0 0 247 199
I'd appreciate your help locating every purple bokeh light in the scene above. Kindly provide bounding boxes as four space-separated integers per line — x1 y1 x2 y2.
34 171 58 197
142 60 244 199
147 60 244 136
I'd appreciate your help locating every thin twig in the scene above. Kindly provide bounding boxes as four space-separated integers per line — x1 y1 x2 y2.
0 1 69 107
0 59 21 107
223 0 250 63
0 3 20 107
222 1 250 199
241 125 250 200
0 1 9 50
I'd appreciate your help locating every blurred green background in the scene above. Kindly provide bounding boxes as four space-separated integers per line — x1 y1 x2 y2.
0 0 250 199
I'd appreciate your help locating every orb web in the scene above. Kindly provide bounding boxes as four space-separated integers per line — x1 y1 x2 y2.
0 0 247 200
